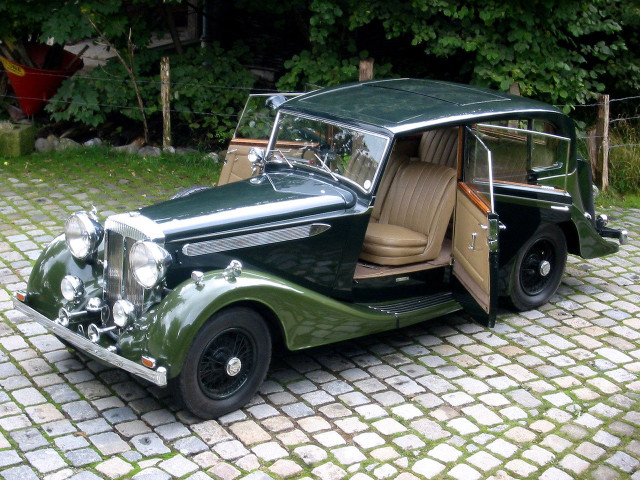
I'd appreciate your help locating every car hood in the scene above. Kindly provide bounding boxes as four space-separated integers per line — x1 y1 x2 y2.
139 172 356 242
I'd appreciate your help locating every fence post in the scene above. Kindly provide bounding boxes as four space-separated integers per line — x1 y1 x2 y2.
587 94 610 192
161 56 171 149
596 94 609 192
359 59 374 81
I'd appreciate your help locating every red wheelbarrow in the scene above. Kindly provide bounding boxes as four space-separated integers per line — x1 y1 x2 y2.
1 44 84 116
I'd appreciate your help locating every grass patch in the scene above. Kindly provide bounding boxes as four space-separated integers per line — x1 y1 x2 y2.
0 146 221 194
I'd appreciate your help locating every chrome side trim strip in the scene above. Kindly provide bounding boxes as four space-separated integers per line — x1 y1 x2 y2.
12 299 167 387
182 223 331 257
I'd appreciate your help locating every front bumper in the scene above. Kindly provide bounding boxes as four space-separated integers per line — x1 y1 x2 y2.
13 297 167 387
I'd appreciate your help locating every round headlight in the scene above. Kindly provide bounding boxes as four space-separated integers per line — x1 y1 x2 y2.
64 212 104 260
113 299 135 328
61 275 85 303
130 241 172 289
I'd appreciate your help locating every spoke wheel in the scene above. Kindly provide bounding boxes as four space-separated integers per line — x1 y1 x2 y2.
509 224 567 312
198 328 255 400
172 307 271 419
519 239 556 296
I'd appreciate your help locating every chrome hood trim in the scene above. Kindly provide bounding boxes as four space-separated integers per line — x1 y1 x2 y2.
105 212 165 242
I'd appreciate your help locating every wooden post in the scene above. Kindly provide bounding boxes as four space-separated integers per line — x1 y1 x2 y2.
586 94 610 192
161 56 171 148
359 59 374 82
508 82 520 96
596 94 609 192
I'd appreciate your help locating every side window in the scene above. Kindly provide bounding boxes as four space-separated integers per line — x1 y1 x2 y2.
472 120 570 184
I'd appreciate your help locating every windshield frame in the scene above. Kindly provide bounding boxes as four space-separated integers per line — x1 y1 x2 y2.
266 110 392 194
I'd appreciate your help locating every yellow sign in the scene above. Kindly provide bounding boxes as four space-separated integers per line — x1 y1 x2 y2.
0 58 25 77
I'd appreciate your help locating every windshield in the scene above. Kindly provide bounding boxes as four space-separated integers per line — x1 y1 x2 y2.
268 112 389 192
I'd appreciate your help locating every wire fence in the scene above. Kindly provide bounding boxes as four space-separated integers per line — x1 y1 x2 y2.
1 65 639 150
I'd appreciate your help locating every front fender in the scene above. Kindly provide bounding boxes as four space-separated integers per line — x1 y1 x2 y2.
129 269 395 379
25 235 103 319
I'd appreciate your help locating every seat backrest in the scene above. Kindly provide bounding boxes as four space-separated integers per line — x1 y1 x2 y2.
379 162 456 241
418 128 459 168
371 152 409 221
344 133 379 188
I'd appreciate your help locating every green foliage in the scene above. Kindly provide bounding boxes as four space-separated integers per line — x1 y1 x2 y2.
609 122 640 195
277 47 393 91
279 0 638 110
47 44 254 147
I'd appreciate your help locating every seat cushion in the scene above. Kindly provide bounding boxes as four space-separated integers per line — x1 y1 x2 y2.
361 223 428 261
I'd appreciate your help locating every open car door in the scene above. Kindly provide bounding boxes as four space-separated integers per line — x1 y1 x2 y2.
219 93 301 186
452 127 500 327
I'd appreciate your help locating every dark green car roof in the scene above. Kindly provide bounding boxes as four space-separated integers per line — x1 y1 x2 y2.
283 79 566 135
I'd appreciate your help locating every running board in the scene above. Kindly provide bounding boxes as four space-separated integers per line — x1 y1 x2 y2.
367 291 455 316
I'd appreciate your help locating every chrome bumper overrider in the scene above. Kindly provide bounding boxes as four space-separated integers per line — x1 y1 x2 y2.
12 298 167 387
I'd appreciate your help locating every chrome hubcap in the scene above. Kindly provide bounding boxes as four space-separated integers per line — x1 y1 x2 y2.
539 260 551 277
226 357 242 376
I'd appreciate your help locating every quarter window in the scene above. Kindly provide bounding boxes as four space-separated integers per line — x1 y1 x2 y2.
472 120 570 184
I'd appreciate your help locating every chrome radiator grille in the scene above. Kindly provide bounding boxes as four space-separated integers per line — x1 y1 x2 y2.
103 213 165 323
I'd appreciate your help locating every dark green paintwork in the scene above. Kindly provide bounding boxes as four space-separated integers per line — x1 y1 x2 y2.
22 78 624 384
140 172 356 243
285 79 570 135
25 235 103 320
123 269 399 378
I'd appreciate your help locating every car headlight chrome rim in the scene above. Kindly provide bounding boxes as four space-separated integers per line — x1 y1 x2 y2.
64 212 104 260
130 241 172 289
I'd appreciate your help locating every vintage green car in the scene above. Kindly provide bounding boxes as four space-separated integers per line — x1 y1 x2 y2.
14 79 626 418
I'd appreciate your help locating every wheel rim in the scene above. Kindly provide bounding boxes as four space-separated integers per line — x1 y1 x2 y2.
520 239 556 296
197 328 255 400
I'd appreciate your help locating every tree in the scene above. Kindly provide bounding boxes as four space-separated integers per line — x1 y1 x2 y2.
276 0 638 109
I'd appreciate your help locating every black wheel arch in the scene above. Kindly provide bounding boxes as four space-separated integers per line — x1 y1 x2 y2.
221 300 287 352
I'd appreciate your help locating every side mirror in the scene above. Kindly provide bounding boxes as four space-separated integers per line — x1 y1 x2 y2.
265 95 287 111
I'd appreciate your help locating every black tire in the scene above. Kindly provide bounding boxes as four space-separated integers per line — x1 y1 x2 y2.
509 224 567 311
172 307 271 419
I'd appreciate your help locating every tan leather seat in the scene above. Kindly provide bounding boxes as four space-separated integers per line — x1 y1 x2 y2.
418 128 459 168
371 152 409 222
344 134 380 188
361 162 456 265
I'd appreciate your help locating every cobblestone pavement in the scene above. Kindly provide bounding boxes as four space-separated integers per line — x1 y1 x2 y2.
0 170 639 480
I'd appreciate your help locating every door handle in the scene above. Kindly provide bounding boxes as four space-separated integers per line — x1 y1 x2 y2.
468 232 478 250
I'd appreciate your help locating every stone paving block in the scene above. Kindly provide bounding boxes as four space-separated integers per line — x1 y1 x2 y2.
25 447 67 473
95 457 134 479
1 170 640 480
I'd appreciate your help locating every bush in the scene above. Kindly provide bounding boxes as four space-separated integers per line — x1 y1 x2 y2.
609 122 640 195
46 43 254 149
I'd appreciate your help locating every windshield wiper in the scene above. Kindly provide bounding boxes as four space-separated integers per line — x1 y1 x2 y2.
312 152 339 182
269 149 293 168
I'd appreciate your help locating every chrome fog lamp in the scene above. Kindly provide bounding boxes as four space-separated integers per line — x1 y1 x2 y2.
61 275 85 303
130 241 172 289
113 300 135 328
64 212 104 260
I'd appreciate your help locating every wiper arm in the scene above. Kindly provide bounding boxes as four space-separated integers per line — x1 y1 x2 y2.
269 149 293 168
312 153 339 182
